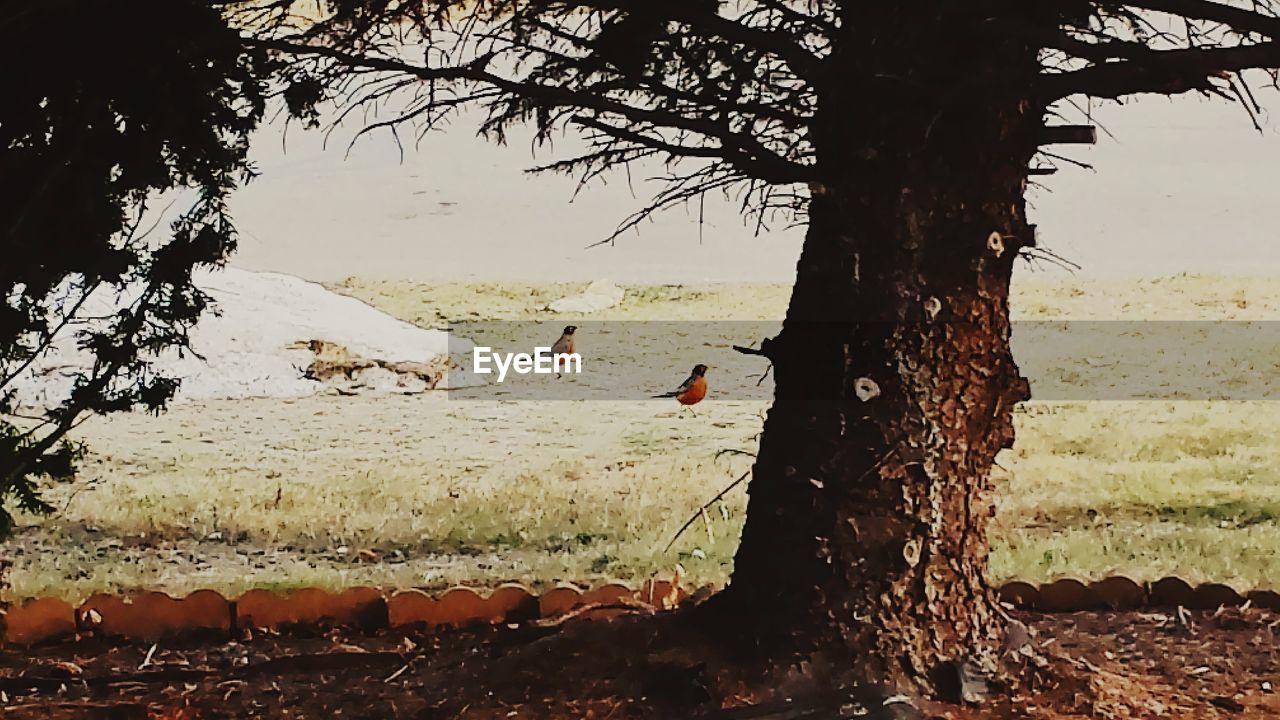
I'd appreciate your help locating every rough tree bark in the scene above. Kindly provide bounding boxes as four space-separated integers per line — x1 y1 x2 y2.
713 7 1043 699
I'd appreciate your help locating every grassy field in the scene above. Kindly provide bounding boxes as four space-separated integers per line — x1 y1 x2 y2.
6 273 1280 601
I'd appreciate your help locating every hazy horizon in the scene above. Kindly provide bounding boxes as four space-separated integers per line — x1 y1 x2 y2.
221 92 1280 285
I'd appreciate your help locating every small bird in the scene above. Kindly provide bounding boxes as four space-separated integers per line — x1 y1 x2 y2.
550 325 576 357
654 364 709 416
550 325 576 378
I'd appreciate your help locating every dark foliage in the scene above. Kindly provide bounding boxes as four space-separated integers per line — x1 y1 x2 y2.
0 0 273 536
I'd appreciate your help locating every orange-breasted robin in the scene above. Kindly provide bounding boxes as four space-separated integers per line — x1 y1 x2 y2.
654 364 709 415
550 325 576 356
550 325 576 378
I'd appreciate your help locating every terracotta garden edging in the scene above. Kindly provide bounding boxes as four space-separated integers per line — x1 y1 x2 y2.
1 576 1273 648
999 576 1280 613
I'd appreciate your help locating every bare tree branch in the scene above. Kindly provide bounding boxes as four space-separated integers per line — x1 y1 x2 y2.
1103 0 1280 38
1040 39 1280 99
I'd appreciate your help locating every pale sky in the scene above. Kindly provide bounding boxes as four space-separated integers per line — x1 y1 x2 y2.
224 93 1280 284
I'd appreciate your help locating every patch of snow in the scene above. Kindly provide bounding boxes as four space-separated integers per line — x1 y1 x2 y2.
546 279 625 313
352 366 405 393
8 267 481 410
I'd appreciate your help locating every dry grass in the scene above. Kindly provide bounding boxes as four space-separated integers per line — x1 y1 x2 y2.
7 273 1280 601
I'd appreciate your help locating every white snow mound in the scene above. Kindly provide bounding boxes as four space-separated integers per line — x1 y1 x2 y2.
546 279 625 313
9 267 480 409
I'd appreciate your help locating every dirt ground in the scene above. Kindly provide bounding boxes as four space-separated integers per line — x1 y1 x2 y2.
2 605 1278 719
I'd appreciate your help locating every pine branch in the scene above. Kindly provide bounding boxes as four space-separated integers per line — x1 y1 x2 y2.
1040 40 1280 99
1103 0 1280 38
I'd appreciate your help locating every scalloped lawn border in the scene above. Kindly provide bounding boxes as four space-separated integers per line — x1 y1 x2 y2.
2 577 1274 647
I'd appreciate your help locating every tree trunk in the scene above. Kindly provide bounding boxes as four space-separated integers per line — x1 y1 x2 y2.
713 8 1043 699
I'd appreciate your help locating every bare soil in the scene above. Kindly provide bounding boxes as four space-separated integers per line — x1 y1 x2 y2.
2 606 1277 719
